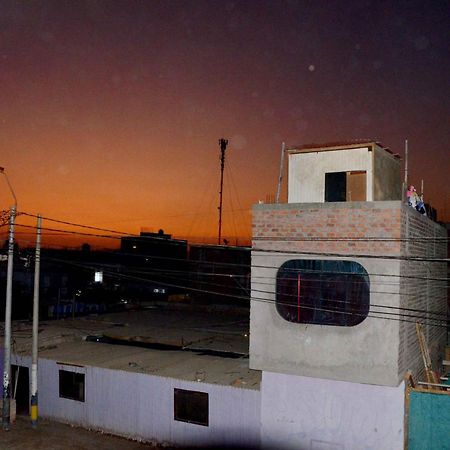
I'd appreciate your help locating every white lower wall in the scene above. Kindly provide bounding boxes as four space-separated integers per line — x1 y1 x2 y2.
12 355 260 448
11 354 407 450
260 371 405 450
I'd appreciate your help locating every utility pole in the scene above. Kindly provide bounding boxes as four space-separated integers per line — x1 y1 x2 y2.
1 167 17 431
217 138 228 245
2 206 15 431
31 214 41 428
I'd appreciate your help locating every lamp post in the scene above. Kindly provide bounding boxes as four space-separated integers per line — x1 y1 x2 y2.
0 167 17 431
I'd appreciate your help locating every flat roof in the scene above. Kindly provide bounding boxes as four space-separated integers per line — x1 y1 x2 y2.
9 305 261 390
287 140 400 158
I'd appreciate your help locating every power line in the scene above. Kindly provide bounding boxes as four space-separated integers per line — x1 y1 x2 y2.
32 253 449 327
15 210 450 245
11 234 450 285
12 224 448 265
81 264 450 329
252 247 449 263
4 211 447 329
18 212 136 236
15 224 123 240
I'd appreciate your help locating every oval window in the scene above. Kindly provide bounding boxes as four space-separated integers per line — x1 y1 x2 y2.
276 260 369 326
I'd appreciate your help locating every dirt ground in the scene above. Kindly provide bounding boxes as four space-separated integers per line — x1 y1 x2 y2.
0 415 167 450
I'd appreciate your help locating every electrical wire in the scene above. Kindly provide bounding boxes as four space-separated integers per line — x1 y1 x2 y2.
12 222 448 263
19 212 136 236
15 210 450 244
10 233 450 286
74 263 450 329
31 253 449 328
252 246 449 263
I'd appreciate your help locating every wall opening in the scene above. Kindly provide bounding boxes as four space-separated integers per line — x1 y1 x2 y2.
325 172 346 202
59 370 85 402
12 365 29 415
276 260 370 326
325 171 367 202
174 388 209 426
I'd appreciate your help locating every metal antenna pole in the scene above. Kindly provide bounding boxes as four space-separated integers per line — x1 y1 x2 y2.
404 140 408 184
2 206 15 431
31 214 42 428
217 138 228 245
403 139 408 204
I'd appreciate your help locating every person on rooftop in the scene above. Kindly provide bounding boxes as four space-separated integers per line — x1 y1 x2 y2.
406 185 427 215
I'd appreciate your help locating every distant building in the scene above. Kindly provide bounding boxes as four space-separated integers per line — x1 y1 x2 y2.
189 244 250 305
121 230 187 262
120 231 188 298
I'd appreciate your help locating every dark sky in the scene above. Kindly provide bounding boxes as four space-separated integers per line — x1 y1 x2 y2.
1 0 449 246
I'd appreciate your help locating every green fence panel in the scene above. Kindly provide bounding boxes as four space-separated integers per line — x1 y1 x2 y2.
408 390 450 450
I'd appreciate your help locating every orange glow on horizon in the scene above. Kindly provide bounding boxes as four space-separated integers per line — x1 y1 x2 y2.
0 2 448 244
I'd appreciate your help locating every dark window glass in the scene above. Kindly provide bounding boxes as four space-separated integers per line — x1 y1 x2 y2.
276 260 369 326
174 388 209 426
59 370 85 402
325 172 347 202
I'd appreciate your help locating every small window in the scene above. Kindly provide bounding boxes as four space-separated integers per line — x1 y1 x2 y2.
276 260 369 327
174 388 209 426
59 370 85 402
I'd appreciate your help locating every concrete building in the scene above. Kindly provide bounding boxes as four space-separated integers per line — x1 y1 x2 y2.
1 141 447 449
250 141 448 449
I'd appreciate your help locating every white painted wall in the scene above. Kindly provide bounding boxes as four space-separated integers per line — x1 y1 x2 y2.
288 147 373 203
260 371 405 450
9 348 408 450
12 355 261 448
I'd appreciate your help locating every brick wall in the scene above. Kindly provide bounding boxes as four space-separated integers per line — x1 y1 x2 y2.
252 201 402 256
398 205 447 380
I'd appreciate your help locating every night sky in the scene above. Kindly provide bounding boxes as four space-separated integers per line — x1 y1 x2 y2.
1 0 449 247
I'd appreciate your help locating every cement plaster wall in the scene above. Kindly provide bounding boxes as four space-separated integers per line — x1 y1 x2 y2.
250 251 401 386
260 371 405 450
373 146 402 201
288 147 373 203
250 201 447 386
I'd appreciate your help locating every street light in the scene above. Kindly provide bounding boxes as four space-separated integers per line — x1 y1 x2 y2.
0 166 17 431
0 168 17 208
